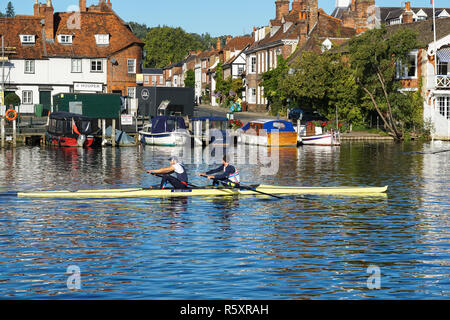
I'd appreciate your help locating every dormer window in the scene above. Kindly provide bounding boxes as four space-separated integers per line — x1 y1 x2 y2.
20 35 36 44
58 35 73 44
95 34 110 45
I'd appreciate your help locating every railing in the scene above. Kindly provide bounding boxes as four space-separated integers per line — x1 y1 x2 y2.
436 75 450 88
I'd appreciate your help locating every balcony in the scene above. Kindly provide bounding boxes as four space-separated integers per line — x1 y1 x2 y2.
436 75 450 89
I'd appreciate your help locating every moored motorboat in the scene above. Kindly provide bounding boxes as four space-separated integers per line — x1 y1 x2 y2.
18 185 388 199
139 116 190 146
237 120 298 147
45 112 97 148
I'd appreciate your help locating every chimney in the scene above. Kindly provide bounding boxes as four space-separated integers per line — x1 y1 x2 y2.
80 0 87 12
44 0 54 40
275 0 290 20
107 0 112 8
403 1 413 24
226 35 232 44
34 0 40 16
292 0 304 12
216 38 221 51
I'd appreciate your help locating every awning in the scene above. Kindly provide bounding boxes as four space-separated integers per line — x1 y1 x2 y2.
437 48 450 63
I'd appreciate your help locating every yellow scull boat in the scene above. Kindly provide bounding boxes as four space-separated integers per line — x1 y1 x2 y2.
17 185 389 199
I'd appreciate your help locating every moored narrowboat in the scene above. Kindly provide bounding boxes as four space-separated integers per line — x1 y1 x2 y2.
45 112 97 148
237 119 298 147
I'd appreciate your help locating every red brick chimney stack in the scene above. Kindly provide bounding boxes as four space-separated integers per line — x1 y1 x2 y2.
44 0 54 40
275 0 290 20
403 1 413 24
80 0 87 12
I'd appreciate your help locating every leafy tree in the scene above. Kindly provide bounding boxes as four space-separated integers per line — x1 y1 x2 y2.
5 2 14 17
348 25 420 140
0 11 4 17
184 69 195 88
144 26 205 68
260 55 289 110
128 21 150 40
4 93 20 107
280 52 362 126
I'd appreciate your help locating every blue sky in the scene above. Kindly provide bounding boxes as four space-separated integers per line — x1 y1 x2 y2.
4 0 442 36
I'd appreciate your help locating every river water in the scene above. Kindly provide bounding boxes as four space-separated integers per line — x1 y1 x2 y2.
0 141 448 300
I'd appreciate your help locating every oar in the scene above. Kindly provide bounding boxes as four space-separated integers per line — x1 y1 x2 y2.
200 175 284 200
148 172 201 189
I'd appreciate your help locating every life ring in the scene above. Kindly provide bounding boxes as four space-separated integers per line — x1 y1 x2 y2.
5 109 18 121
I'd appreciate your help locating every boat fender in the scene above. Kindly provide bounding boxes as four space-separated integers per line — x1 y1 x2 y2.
77 135 86 147
5 109 18 121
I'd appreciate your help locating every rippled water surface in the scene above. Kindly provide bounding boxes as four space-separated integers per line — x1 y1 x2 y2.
0 142 449 299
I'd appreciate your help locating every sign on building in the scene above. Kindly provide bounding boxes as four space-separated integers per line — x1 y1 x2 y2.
74 83 103 92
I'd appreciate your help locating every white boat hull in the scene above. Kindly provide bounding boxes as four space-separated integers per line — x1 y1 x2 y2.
300 133 341 146
140 130 190 146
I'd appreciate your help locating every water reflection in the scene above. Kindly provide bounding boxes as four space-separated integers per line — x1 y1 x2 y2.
0 142 449 299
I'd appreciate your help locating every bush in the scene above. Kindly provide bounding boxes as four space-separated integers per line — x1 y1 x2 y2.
4 93 21 107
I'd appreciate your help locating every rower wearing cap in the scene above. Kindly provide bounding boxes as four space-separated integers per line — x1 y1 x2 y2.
147 156 189 189
199 156 240 187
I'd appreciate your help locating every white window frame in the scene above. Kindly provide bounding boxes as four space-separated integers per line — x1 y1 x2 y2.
437 96 450 120
250 56 257 74
20 35 35 44
248 87 257 104
396 51 418 79
71 59 82 73
91 59 103 73
95 34 110 45
127 87 136 99
152 75 157 84
24 60 35 74
127 59 137 74
160 75 163 84
58 35 73 44
22 91 33 105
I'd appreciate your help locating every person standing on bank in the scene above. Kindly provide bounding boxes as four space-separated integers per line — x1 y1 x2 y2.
199 156 240 187
147 156 189 189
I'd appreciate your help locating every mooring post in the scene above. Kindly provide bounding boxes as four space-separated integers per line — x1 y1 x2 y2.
12 119 16 147
102 119 106 146
111 119 116 147
1 117 4 148
205 118 210 146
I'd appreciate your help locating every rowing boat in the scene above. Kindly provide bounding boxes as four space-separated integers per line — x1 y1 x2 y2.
17 185 388 199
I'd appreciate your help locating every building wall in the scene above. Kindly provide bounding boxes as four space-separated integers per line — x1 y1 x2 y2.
107 44 143 95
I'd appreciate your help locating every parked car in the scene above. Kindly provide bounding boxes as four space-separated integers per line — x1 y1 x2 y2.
288 108 327 123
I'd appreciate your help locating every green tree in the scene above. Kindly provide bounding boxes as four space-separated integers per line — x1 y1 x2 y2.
4 93 20 107
6 2 14 17
348 25 420 140
144 26 205 68
128 21 150 40
184 69 195 88
280 52 362 126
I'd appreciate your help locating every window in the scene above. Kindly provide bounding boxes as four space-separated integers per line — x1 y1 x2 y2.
127 59 136 74
22 91 33 104
160 75 163 84
71 59 82 73
127 87 136 99
237 65 244 75
396 53 417 79
250 56 256 73
437 57 449 76
25 60 35 74
91 59 103 72
202 61 207 69
95 34 110 45
152 75 157 84
248 87 256 103
20 35 35 44
437 96 450 120
144 75 150 84
58 35 73 44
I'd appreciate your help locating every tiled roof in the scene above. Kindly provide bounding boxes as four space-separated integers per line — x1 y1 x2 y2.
223 36 253 52
386 16 450 45
0 8 143 60
142 68 163 75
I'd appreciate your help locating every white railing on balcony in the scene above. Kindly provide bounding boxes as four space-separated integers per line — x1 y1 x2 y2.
436 75 450 88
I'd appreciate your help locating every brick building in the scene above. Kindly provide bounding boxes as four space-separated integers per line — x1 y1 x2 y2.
0 0 143 113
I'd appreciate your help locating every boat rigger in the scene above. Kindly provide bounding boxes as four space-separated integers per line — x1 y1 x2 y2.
17 185 388 199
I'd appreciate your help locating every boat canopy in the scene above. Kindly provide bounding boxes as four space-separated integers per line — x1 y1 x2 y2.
241 120 295 133
151 116 186 134
48 112 96 136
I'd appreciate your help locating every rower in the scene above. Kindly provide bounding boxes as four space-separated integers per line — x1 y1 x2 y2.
199 156 240 187
147 156 189 189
